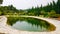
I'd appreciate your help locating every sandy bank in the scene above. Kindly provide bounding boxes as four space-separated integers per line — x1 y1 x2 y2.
0 16 60 34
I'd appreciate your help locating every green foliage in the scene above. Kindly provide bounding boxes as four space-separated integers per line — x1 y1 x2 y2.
0 11 2 15
0 0 60 18
25 0 60 17
0 0 3 4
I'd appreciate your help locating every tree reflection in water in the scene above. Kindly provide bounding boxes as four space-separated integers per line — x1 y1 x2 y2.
7 17 56 32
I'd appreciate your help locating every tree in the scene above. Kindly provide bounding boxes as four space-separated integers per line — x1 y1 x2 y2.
56 0 60 14
50 10 56 14
53 1 56 6
48 10 56 18
0 0 3 4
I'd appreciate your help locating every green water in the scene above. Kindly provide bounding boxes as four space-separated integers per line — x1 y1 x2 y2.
7 17 56 32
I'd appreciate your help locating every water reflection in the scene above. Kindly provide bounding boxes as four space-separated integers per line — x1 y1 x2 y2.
12 21 44 32
7 17 56 32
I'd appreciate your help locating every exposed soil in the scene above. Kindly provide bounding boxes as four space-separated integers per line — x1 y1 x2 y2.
55 17 60 21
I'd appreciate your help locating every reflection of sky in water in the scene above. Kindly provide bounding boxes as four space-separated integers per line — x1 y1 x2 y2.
12 21 46 31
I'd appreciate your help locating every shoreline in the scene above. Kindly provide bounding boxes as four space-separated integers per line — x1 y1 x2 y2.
0 16 60 34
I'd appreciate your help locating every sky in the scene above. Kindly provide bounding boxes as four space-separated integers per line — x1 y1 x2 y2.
1 0 57 9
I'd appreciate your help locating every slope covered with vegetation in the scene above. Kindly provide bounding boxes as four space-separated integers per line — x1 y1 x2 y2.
26 0 60 17
0 0 60 18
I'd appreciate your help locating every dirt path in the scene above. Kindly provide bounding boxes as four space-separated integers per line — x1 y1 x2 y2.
0 16 60 34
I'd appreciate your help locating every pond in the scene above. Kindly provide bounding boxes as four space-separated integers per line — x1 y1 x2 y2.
7 17 56 32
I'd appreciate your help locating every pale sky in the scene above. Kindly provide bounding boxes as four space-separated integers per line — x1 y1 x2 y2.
1 0 57 9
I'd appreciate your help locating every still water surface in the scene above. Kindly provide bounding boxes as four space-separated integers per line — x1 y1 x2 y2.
7 17 56 32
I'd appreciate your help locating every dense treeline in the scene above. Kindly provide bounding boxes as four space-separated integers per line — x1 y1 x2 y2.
0 0 60 18
25 0 60 17
0 5 19 15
